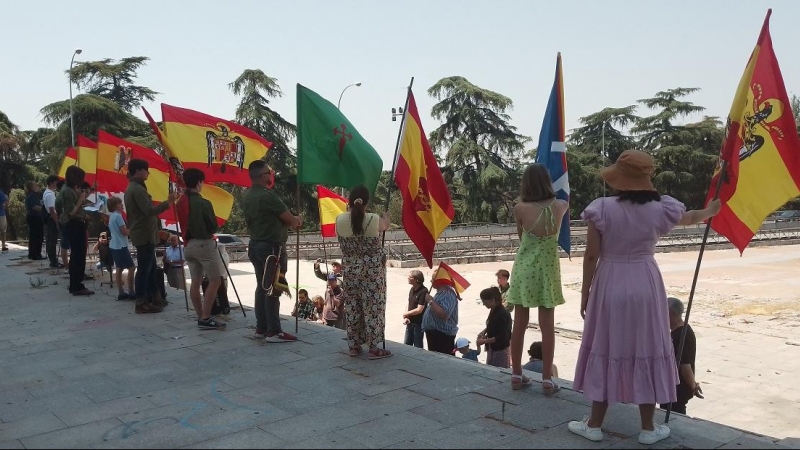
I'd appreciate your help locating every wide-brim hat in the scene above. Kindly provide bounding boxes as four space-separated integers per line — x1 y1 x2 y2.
600 150 656 192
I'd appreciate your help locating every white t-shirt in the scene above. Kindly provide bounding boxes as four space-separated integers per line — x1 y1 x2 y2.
43 189 56 213
108 212 129 250
335 212 380 238
165 245 184 267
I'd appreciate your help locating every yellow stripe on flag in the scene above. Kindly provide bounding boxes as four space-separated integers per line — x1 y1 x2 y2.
203 184 235 224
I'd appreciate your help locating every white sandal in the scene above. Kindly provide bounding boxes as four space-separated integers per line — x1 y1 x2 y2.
511 374 532 390
542 378 561 395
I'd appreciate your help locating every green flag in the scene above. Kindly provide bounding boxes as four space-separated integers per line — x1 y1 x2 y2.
296 84 383 196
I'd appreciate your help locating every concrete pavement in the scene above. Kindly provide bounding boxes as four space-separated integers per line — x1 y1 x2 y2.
0 244 797 449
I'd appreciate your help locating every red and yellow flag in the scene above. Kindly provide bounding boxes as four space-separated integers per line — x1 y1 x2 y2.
317 185 348 238
394 90 455 268
707 9 800 252
142 107 235 225
57 147 78 178
76 135 97 185
431 262 470 295
145 104 271 187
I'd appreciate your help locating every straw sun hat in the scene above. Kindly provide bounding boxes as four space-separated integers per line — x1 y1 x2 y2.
600 150 656 192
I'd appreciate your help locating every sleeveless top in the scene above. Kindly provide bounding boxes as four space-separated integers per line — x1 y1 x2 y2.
505 201 566 309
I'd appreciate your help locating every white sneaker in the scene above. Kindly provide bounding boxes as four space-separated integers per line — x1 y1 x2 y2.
568 419 603 442
638 423 670 445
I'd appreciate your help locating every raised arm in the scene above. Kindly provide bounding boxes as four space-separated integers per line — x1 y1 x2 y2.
679 199 721 226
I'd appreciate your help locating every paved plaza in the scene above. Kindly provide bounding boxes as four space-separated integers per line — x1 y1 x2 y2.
0 243 798 448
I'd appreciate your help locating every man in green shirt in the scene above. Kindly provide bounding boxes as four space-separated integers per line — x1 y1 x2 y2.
178 168 226 331
124 158 178 314
242 160 302 343
497 269 513 314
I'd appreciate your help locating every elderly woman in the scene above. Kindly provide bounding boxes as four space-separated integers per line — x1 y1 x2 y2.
568 150 720 445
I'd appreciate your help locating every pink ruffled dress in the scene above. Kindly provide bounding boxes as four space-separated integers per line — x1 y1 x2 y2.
573 195 685 405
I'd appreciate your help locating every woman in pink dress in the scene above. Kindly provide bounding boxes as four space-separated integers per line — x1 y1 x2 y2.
568 150 720 446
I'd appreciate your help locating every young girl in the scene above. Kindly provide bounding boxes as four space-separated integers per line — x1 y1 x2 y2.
476 287 512 368
506 164 568 393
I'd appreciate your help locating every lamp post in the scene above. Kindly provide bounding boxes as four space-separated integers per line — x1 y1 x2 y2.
337 82 362 109
69 48 83 148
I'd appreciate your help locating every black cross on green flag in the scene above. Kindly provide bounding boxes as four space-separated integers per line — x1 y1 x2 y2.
296 84 383 196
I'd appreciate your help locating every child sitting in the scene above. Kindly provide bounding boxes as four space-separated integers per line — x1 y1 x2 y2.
454 337 480 361
522 341 559 377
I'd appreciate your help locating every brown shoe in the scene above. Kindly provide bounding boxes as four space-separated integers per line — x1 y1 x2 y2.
151 292 168 308
135 303 159 314
147 302 164 313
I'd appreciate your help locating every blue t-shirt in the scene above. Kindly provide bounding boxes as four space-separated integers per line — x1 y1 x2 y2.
108 212 129 250
461 350 480 361
0 191 7 216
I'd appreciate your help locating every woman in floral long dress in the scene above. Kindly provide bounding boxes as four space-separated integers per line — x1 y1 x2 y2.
336 185 392 359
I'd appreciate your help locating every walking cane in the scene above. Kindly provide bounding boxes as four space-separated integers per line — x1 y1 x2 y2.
218 246 246 317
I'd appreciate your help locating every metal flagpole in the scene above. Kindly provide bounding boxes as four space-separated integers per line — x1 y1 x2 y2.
172 204 190 312
665 159 727 423
218 247 245 317
377 76 414 351
295 183 301 334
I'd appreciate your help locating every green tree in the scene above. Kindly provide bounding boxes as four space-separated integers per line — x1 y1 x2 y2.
427 76 529 223
228 69 317 231
632 88 706 150
569 106 639 162
68 57 158 112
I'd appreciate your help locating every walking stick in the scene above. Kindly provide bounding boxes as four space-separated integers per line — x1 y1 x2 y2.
218 246 246 318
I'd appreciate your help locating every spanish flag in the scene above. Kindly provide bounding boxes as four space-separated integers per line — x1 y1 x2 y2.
57 147 78 179
394 90 455 268
317 185 348 238
707 9 800 253
76 135 97 185
431 262 470 295
143 107 236 225
145 104 271 187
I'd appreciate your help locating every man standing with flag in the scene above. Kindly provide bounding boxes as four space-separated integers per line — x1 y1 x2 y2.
125 159 178 314
242 160 302 342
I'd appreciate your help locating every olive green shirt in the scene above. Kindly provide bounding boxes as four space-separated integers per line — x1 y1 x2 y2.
55 186 88 223
124 179 171 246
242 185 289 243
185 191 218 241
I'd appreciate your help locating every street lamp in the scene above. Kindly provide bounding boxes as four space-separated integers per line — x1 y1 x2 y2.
69 48 83 148
337 82 362 109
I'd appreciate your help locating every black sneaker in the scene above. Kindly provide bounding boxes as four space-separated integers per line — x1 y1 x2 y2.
117 292 130 301
198 317 227 330
49 263 64 268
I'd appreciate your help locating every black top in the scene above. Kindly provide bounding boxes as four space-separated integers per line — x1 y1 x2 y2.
671 324 696 402
486 305 512 351
407 285 428 324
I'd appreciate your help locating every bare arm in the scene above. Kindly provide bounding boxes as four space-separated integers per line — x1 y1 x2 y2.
679 199 721 225
379 213 391 232
118 224 130 237
403 304 425 318
581 222 601 318
426 294 450 320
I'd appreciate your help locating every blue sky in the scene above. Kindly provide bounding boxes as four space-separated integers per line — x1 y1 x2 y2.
2 1 800 169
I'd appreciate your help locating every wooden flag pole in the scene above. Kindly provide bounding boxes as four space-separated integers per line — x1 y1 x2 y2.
665 159 727 423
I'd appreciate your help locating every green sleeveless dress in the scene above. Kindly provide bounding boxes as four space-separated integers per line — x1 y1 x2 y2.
506 202 566 309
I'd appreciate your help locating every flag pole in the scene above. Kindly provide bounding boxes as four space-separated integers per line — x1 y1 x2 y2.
295 183 301 334
381 76 414 249
218 247 246 318
172 204 190 312
665 159 727 424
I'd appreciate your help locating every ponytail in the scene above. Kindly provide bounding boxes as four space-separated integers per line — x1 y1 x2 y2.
348 185 370 236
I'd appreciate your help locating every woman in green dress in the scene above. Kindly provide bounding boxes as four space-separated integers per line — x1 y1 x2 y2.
506 164 569 394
